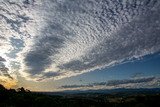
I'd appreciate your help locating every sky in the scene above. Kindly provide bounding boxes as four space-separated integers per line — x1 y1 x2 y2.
0 0 160 91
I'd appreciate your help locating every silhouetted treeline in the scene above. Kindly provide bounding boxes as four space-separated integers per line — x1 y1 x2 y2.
0 84 160 107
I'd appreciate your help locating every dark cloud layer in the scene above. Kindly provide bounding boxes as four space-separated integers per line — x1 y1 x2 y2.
106 77 155 86
24 24 68 75
60 77 159 89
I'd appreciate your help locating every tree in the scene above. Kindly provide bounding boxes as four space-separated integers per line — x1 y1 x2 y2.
0 84 6 91
17 87 26 92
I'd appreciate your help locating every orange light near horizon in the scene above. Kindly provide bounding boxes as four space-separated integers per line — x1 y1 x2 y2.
0 76 17 89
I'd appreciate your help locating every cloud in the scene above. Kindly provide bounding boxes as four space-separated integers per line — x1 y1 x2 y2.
0 76 17 89
130 72 144 78
0 56 16 88
61 84 90 89
106 77 155 86
0 57 13 79
0 56 6 62
22 0 160 80
0 0 47 83
1 0 160 81
60 77 160 90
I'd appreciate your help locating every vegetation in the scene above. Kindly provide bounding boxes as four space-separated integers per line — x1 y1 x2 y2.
0 84 160 107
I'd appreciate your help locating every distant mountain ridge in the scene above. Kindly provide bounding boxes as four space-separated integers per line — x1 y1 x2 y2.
39 88 160 96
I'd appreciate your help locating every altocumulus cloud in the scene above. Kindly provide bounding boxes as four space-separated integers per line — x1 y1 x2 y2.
0 0 44 85
1 0 160 81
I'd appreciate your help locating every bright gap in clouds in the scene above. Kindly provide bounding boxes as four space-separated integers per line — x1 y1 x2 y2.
0 0 160 89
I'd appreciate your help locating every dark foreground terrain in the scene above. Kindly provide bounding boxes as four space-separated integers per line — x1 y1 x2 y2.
0 84 160 107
